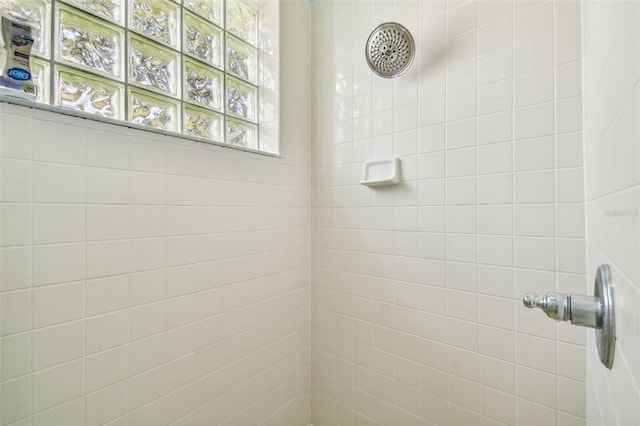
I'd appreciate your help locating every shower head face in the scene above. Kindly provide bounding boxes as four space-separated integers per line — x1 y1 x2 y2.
366 22 415 78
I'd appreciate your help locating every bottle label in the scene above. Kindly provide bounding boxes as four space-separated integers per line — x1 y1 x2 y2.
7 67 31 81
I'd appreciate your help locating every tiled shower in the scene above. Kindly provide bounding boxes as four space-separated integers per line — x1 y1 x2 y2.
0 1 638 426
310 0 589 424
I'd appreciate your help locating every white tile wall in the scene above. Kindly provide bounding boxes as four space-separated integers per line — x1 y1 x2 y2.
583 1 640 425
6 1 635 424
0 1 311 425
311 0 587 425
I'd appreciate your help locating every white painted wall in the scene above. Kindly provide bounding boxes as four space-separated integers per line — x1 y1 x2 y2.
583 1 640 425
310 1 588 424
0 1 311 425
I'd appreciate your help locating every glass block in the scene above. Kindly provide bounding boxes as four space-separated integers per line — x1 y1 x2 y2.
225 76 256 122
1 0 50 57
129 0 180 49
184 104 222 141
226 34 257 84
55 66 123 119
184 58 222 111
57 4 124 80
184 0 222 26
60 0 123 24
129 34 179 97
225 117 256 149
128 88 179 131
31 57 50 103
226 0 257 46
183 11 222 68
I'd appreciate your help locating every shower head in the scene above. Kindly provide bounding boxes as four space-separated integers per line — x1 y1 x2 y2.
365 22 415 78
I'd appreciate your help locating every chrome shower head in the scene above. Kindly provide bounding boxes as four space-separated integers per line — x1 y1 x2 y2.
365 22 415 78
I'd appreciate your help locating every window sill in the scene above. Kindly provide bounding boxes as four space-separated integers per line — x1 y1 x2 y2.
0 94 280 158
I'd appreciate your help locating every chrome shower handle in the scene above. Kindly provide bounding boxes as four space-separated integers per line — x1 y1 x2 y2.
522 291 600 327
523 291 569 321
521 264 616 369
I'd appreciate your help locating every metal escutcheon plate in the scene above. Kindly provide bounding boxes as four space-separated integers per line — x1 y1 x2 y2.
594 264 615 369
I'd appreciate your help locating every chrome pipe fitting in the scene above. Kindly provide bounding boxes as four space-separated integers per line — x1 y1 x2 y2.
523 291 601 328
522 264 616 369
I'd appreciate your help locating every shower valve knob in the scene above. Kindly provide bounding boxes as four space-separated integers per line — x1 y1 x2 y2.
521 265 616 369
523 291 570 322
522 290 602 328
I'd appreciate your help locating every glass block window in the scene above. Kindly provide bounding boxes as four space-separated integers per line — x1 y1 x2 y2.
0 0 274 152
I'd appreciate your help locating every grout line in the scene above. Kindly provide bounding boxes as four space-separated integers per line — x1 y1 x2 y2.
510 0 518 422
552 2 564 424
442 0 451 408
473 0 481 413
28 103 35 421
82 120 88 423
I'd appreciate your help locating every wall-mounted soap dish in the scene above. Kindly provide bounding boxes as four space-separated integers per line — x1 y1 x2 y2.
360 158 400 187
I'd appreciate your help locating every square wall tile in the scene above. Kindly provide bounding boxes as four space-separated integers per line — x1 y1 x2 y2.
1 290 31 336
0 203 31 246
